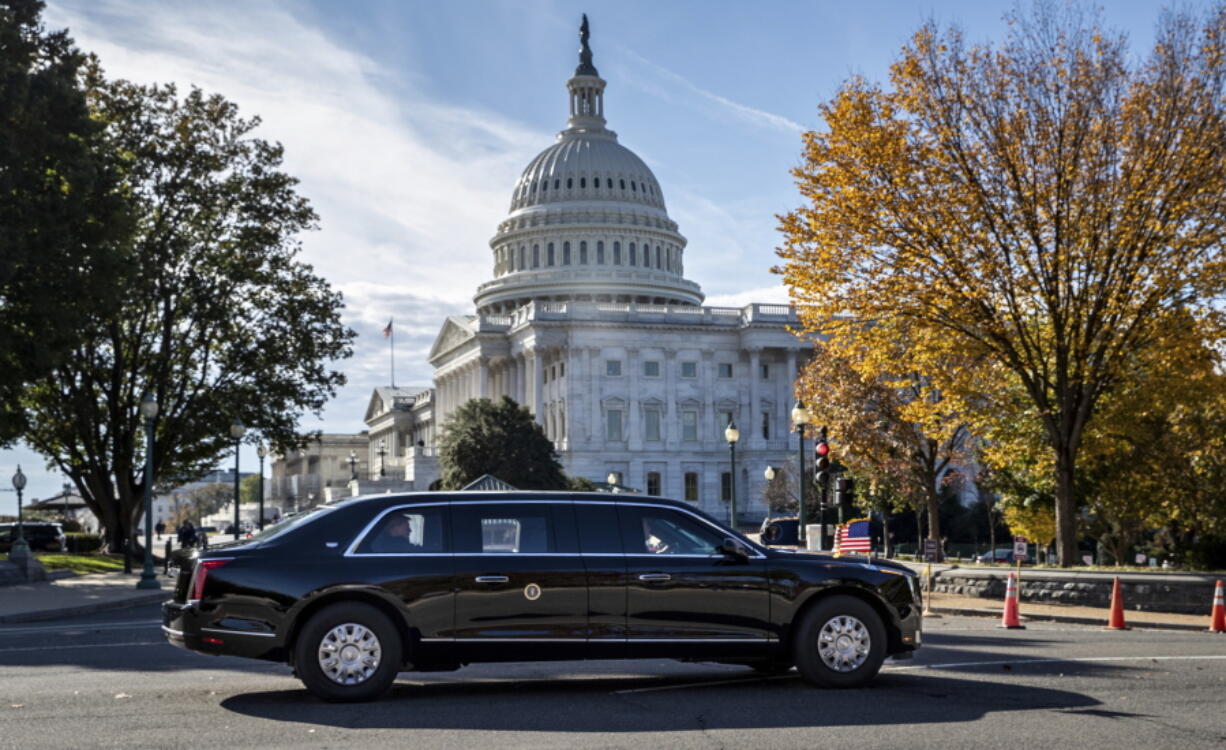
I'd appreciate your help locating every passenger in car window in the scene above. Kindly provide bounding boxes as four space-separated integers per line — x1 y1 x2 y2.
642 517 671 554
370 513 417 553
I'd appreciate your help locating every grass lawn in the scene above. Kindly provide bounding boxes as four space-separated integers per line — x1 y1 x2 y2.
35 553 126 575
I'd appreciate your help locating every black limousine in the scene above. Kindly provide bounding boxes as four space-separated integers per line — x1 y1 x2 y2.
163 492 921 701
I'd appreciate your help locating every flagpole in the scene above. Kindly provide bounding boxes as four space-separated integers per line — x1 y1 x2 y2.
390 317 395 388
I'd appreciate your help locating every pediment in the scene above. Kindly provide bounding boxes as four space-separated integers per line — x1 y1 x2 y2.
428 316 478 362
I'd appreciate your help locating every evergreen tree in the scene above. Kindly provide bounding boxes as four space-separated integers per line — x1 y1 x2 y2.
439 397 568 490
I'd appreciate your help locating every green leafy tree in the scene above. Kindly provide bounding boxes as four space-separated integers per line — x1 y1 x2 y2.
22 71 354 553
0 0 130 442
777 4 1226 565
439 397 568 490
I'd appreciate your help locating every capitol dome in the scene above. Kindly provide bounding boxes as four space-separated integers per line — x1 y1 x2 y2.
473 19 703 315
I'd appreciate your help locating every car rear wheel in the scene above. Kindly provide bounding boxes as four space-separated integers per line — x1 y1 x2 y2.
294 602 402 702
792 595 886 688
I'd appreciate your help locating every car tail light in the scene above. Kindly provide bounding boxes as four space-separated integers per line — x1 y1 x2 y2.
189 558 231 601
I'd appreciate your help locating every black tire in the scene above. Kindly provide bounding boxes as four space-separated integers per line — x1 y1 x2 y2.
293 602 403 702
792 595 886 688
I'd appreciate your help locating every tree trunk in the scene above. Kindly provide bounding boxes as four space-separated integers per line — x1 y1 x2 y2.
926 486 943 562
988 508 996 558
1054 447 1078 567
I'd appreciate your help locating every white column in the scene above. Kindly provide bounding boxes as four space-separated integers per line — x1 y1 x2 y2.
701 351 715 448
627 347 640 450
479 359 489 399
533 350 545 425
589 347 601 443
748 347 761 448
787 348 799 451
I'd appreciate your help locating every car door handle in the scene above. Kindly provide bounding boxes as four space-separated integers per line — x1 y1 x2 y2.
638 573 671 582
475 575 509 584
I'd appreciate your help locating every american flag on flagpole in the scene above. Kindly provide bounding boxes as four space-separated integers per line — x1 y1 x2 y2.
383 319 393 338
834 518 872 554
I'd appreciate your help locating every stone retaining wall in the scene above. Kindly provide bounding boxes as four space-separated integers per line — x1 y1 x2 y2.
932 568 1221 615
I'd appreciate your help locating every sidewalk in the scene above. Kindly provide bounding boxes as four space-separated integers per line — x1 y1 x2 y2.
0 571 172 624
926 591 1215 631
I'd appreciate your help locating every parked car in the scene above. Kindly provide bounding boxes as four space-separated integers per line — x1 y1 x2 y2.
0 522 67 553
163 491 922 702
976 548 1025 564
758 516 801 546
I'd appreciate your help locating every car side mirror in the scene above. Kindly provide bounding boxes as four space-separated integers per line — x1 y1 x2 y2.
718 538 749 562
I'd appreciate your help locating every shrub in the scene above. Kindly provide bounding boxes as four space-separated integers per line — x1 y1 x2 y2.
66 533 103 554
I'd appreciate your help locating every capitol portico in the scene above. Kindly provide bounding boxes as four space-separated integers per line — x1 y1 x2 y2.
375 18 810 522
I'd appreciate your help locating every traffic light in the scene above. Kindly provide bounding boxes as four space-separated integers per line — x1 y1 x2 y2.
835 476 855 506
814 426 830 485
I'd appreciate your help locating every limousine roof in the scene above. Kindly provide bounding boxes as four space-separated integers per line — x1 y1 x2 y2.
339 490 697 514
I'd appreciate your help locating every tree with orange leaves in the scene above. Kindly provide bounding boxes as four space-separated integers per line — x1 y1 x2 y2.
777 3 1226 566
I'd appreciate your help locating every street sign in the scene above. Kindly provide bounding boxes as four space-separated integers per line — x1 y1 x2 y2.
1013 536 1028 562
922 538 938 562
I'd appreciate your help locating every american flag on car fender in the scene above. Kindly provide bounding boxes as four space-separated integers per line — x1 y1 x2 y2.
834 518 872 555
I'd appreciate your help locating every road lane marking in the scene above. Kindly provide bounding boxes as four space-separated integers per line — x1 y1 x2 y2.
886 655 1226 671
0 641 165 654
612 655 1226 694
0 620 159 635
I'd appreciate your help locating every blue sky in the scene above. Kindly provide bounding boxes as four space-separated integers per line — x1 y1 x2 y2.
1 0 1195 510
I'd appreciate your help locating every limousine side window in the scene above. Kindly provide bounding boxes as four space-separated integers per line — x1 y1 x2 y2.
452 504 559 554
573 503 622 554
355 506 448 554
619 507 724 556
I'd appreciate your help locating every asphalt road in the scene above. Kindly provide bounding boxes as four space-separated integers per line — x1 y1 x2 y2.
1 605 1224 749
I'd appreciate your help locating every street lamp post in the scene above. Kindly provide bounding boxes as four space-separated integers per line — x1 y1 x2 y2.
791 401 811 545
230 419 246 540
8 467 29 564
137 394 160 589
377 438 388 478
256 443 267 531
724 419 740 528
347 450 359 481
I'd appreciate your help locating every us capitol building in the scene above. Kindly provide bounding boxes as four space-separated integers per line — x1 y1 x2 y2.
279 20 812 523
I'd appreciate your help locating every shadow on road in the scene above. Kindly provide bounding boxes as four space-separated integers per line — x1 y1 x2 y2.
220 671 1109 731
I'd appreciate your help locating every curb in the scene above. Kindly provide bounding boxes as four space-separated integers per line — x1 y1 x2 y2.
928 605 1211 632
0 591 168 625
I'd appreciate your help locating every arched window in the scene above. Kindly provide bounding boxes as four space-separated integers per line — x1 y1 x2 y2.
531 181 537 193
563 241 571 265
542 180 548 192
597 240 605 264
613 241 621 265
579 241 587 264
655 245 662 269
567 177 573 189
518 246 525 270
553 179 560 190
620 179 626 190
580 177 586 189
631 181 637 192
547 242 555 266
532 244 540 268
607 178 613 188
629 242 637 266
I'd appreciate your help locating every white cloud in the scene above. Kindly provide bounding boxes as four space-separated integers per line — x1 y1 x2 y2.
617 49 805 135
705 285 792 308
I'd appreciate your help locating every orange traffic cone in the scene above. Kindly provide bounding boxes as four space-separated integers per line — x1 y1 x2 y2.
998 572 1025 629
1105 576 1130 631
1208 580 1225 634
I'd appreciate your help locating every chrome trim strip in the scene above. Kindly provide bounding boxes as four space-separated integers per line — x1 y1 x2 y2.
161 625 184 637
474 576 509 584
417 636 767 643
200 627 277 638
342 497 767 560
638 573 671 581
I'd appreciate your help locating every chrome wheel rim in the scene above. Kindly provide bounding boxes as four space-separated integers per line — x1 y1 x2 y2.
317 623 382 685
817 614 871 672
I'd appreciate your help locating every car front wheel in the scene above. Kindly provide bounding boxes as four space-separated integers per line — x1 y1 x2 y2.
293 602 403 702
792 595 886 688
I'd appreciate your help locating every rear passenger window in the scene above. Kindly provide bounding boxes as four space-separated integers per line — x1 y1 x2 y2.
452 504 559 554
354 506 448 554
573 503 623 554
